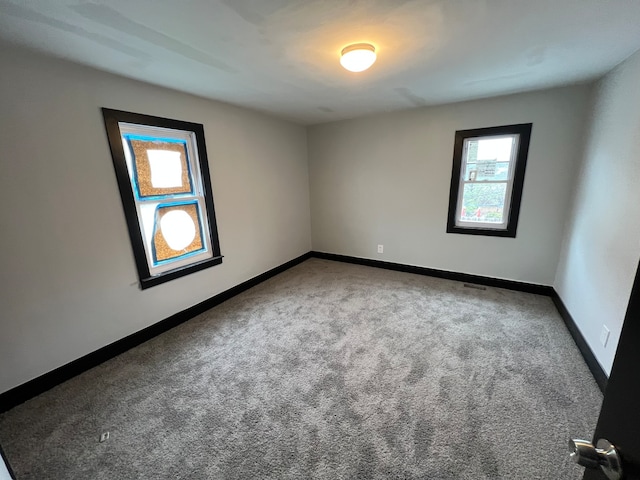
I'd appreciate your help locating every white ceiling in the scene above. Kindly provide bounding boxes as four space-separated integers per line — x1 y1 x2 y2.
1 0 640 125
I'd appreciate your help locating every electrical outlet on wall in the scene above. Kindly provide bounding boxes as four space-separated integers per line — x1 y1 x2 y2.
600 325 610 348
377 244 384 254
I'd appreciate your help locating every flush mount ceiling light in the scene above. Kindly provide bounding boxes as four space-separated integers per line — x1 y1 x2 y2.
340 43 377 72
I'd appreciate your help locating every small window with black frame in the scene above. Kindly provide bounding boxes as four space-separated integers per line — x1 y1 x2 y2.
446 123 532 237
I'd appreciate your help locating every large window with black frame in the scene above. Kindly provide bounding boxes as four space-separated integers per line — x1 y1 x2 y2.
102 108 223 289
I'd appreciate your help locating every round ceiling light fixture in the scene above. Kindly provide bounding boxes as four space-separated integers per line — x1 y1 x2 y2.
340 43 376 72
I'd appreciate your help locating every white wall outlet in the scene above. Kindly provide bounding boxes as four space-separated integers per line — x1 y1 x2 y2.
600 325 610 348
377 244 384 254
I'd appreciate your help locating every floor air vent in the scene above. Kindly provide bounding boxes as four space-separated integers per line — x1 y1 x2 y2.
463 283 486 290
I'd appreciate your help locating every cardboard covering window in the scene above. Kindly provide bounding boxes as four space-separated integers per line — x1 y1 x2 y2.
102 109 222 289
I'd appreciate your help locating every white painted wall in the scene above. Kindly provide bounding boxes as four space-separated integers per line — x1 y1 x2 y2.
0 45 312 394
308 86 591 285
554 50 640 375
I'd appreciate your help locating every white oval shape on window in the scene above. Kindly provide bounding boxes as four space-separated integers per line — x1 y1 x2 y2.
160 210 196 250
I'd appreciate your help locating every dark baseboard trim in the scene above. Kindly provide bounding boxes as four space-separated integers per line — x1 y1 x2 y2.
551 290 608 393
311 251 554 296
0 442 16 480
0 250 606 413
0 252 312 413
311 251 607 391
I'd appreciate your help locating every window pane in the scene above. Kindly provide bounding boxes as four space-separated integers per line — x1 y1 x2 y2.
465 136 515 182
125 135 193 197
477 137 514 162
460 183 507 224
139 202 160 248
152 202 205 264
147 150 184 188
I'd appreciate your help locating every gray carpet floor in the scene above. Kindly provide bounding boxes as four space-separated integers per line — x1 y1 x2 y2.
0 258 602 479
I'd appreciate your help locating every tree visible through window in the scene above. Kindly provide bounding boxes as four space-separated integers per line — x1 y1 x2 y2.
447 124 532 237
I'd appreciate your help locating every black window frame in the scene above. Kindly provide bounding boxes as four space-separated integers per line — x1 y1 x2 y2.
446 123 532 238
102 108 222 289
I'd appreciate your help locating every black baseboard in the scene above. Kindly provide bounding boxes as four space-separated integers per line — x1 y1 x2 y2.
551 290 608 393
0 252 312 413
311 251 554 296
1 250 606 412
0 442 16 480
311 251 607 391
